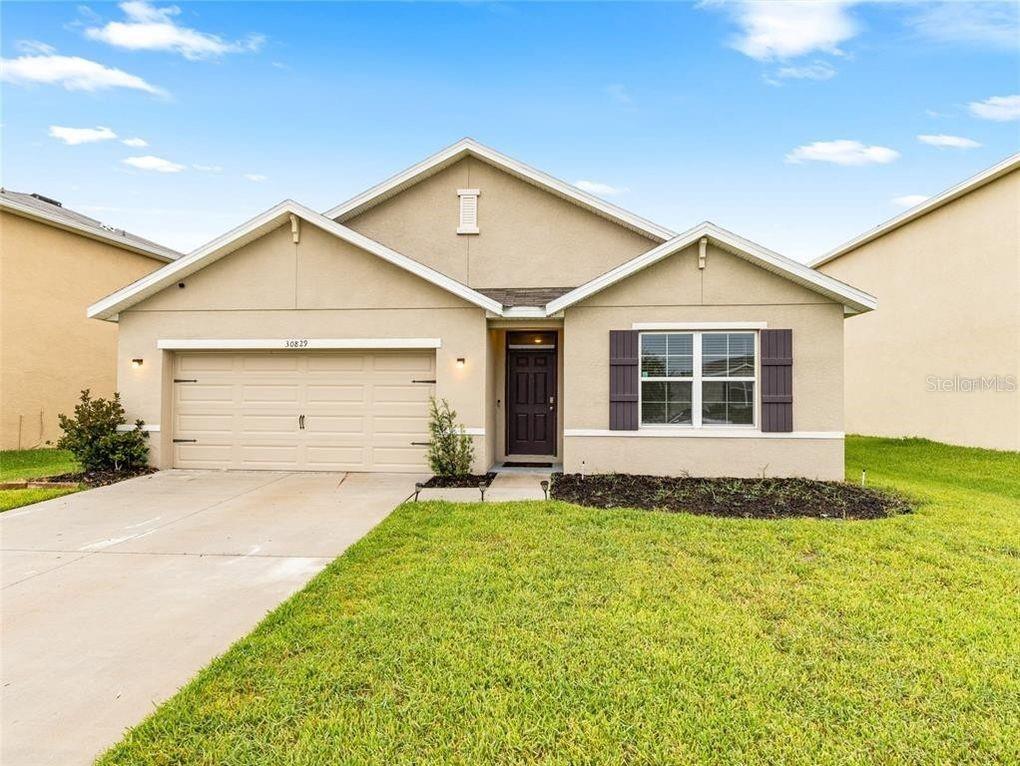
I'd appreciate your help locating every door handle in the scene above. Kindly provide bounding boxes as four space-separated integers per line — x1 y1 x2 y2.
298 414 306 430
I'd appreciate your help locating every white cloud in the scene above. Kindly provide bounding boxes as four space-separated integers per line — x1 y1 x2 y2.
15 40 56 55
193 164 223 173
86 1 264 60
574 180 629 196
48 125 118 145
605 84 632 104
122 155 185 173
968 94 1020 122
709 0 859 61
243 173 267 182
121 137 148 147
892 195 930 208
0 53 163 94
906 1 1019 50
765 60 836 85
785 140 900 166
917 134 981 149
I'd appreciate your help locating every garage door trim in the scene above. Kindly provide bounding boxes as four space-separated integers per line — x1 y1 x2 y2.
158 337 442 350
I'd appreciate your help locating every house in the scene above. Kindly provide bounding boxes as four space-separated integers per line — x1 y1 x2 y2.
1 190 179 450
87 139 876 479
813 154 1019 452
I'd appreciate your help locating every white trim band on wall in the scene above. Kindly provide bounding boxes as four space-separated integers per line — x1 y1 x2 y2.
116 424 161 432
157 338 443 351
564 429 843 440
631 322 768 330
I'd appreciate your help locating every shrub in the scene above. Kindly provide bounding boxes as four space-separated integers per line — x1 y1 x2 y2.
57 389 149 473
426 397 474 476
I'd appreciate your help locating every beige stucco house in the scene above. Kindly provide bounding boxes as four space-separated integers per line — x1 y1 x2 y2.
814 154 1019 452
1 190 178 450
88 139 875 479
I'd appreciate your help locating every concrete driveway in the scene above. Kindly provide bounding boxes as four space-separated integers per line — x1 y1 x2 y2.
0 470 421 766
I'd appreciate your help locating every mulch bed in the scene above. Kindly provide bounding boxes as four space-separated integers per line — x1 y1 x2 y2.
550 473 911 520
44 467 157 488
423 472 497 488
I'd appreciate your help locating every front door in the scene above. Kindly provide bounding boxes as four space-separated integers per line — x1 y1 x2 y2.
506 332 557 456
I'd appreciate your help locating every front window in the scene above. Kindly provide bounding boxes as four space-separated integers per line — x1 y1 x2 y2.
640 331 756 427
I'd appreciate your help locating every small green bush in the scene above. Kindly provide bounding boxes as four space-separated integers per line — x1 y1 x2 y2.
57 389 149 473
426 397 474 476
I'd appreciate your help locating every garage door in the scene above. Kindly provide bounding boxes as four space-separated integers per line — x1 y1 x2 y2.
171 351 435 472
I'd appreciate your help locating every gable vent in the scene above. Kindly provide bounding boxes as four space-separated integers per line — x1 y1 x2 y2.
457 188 480 234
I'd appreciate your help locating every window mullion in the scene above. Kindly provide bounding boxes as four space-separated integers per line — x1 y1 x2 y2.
693 332 702 428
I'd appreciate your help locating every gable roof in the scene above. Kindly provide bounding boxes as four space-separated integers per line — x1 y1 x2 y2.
810 152 1020 268
87 200 502 321
323 137 676 242
546 221 878 316
1 188 179 262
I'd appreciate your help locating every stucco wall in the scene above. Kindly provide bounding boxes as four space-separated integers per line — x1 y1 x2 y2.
0 211 165 449
562 242 846 479
819 168 1019 451
343 156 659 289
118 223 492 471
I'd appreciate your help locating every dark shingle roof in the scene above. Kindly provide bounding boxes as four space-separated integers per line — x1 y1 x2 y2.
476 286 576 308
0 189 180 261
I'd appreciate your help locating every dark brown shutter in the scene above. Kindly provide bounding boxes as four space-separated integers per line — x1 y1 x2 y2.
609 330 639 430
760 329 793 432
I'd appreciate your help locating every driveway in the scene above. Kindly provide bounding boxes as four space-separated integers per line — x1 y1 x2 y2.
0 470 421 766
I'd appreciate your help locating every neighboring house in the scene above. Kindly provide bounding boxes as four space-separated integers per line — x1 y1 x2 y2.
88 139 875 479
813 154 1019 452
1 190 179 450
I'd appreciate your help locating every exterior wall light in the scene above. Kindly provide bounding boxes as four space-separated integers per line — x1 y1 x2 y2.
456 357 466 368
131 358 144 368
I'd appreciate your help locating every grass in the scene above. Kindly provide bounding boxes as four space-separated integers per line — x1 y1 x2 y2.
0 448 81 512
0 448 79 482
0 486 79 512
100 437 1019 765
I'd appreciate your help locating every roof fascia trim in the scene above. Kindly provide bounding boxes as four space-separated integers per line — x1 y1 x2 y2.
0 195 177 262
810 152 1020 268
323 138 676 241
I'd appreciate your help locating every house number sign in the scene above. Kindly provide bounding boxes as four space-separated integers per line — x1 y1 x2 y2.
284 339 309 348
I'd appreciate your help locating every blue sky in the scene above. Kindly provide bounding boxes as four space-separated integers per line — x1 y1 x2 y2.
2 1 1018 261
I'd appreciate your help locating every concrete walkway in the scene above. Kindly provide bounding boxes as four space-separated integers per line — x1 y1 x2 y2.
0 470 421 766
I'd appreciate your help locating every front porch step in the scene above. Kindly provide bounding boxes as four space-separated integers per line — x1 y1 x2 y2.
415 470 551 503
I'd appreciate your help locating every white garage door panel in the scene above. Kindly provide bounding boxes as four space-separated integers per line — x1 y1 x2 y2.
172 351 434 472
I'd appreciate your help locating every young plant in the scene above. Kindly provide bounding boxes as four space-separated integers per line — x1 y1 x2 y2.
426 397 474 476
57 389 149 473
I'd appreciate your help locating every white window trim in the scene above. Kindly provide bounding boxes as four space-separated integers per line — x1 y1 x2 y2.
457 188 480 235
632 321 767 330
638 330 758 430
564 429 843 440
156 338 442 350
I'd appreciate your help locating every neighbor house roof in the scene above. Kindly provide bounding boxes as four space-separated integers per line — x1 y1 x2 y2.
1 189 180 262
810 152 1020 268
323 137 676 242
546 221 878 316
87 200 503 321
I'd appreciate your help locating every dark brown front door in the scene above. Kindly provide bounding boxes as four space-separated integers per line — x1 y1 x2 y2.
506 332 557 456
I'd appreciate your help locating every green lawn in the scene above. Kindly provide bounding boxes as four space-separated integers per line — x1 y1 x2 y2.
101 437 1018 765
0 448 81 512
0 448 79 481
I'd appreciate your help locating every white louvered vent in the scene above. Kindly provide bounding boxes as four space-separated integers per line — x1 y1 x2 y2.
457 188 480 234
